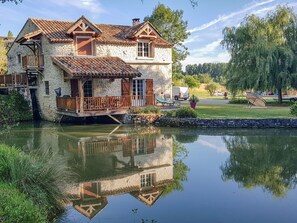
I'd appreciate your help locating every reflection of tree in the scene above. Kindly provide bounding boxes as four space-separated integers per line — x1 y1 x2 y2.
174 132 198 143
221 136 297 197
162 139 189 196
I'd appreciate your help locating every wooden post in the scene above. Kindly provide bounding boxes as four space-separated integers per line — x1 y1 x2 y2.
78 79 84 113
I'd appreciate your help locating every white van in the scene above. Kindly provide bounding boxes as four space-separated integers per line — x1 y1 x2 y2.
172 86 189 100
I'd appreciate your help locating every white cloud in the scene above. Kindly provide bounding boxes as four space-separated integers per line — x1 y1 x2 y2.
183 51 230 67
196 136 229 154
188 0 276 33
49 0 105 15
190 39 222 55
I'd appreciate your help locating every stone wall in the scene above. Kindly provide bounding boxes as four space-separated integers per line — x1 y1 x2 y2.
96 44 172 97
36 36 73 121
7 19 39 74
155 117 297 128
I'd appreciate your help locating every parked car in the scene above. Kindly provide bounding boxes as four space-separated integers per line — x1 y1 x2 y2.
172 86 189 100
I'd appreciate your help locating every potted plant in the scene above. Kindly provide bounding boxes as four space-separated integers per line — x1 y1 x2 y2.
189 95 199 109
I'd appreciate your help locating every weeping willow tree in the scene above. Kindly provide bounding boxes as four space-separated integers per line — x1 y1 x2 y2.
222 6 297 103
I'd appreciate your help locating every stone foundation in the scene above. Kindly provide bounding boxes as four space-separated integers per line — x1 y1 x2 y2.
123 114 161 125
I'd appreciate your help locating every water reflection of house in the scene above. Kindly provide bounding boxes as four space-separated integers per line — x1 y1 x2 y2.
65 131 173 219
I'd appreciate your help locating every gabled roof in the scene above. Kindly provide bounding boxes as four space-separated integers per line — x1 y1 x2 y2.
73 197 107 219
52 56 142 79
125 21 162 39
66 16 102 35
28 17 172 47
130 188 163 206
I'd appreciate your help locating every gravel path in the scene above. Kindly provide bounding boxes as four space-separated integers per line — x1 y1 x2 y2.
179 99 230 105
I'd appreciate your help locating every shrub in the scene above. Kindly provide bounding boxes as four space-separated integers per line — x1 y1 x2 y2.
0 182 47 223
130 106 160 114
163 110 176 117
205 82 219 96
229 98 248 104
0 144 72 221
0 90 32 127
175 107 197 118
142 106 161 114
189 95 199 103
290 102 297 116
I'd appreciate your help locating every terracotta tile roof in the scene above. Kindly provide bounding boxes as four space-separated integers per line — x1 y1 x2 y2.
16 30 43 43
30 18 172 47
52 56 142 78
31 18 73 43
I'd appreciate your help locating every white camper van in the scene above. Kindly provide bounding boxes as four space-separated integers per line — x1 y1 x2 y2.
172 86 189 100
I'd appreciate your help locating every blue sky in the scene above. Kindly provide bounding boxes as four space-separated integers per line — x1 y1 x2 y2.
1 0 297 66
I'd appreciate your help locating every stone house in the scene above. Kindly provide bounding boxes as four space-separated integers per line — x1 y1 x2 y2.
6 16 173 121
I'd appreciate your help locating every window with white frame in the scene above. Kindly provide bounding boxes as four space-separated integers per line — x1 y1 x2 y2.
133 138 146 155
138 41 150 57
141 173 154 188
133 79 144 96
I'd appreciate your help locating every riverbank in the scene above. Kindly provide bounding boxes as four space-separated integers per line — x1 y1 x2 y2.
154 117 297 128
0 144 71 222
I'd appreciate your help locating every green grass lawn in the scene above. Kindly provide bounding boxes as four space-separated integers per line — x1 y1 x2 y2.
190 104 293 118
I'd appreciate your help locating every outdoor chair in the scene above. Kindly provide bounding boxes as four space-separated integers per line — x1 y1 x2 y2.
246 92 266 107
156 97 180 107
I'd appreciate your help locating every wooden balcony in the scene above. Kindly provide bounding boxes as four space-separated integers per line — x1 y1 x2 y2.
56 95 155 116
22 54 44 70
0 74 28 87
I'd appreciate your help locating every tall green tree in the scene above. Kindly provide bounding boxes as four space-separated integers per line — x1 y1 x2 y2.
186 63 227 81
7 31 13 37
145 4 190 74
0 39 7 74
222 6 297 103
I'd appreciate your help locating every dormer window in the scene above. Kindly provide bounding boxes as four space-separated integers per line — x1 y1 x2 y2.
67 16 102 56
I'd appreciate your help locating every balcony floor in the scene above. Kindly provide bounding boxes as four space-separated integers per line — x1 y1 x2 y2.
56 108 129 117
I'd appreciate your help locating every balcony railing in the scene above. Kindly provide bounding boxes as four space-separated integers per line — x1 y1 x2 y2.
56 95 155 113
0 74 27 87
22 54 44 69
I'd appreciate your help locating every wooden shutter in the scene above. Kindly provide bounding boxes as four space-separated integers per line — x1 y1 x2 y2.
71 79 79 97
77 37 92 55
146 79 154 105
121 79 131 107
147 137 156 154
121 79 131 95
122 137 132 157
150 42 155 58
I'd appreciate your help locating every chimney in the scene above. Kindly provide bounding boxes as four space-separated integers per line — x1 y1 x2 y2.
132 18 140 26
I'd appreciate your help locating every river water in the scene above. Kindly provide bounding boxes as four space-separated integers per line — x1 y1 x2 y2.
2 122 297 223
